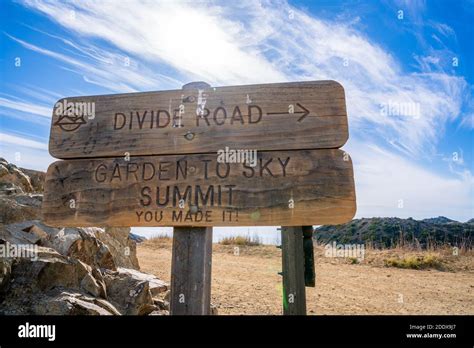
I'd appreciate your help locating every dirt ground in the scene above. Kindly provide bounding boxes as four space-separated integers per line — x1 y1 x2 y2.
137 239 474 315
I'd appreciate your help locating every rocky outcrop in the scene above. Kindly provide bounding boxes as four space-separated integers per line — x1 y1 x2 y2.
0 158 169 316
0 159 43 226
0 160 43 226
103 268 166 315
96 227 140 270
0 188 42 225
2 221 116 270
0 246 116 315
19 167 45 193
0 158 34 193
0 225 167 315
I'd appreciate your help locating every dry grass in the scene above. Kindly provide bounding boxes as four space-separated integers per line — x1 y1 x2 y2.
142 234 172 249
140 235 277 258
219 235 262 246
141 236 472 272
383 254 444 270
311 241 473 272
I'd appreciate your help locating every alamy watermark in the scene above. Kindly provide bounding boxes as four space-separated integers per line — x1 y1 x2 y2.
18 322 55 341
324 241 365 260
380 100 420 119
0 241 38 261
54 99 96 120
217 146 257 167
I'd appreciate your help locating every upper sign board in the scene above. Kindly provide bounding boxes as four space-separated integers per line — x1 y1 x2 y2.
48 81 348 159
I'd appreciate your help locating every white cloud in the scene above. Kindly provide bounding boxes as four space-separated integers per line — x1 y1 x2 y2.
431 22 456 38
5 32 182 93
20 0 286 86
0 96 51 118
346 139 473 222
9 84 63 105
460 113 473 129
0 132 52 171
0 132 48 150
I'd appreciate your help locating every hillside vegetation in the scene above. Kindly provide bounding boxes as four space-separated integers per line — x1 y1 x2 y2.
315 217 473 250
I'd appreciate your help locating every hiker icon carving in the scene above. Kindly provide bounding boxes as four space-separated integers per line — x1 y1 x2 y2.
52 99 94 132
53 114 87 132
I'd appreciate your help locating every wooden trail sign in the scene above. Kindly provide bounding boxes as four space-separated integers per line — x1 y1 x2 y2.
48 80 348 159
42 149 356 227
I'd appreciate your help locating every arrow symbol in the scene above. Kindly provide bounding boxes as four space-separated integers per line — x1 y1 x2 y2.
266 103 310 122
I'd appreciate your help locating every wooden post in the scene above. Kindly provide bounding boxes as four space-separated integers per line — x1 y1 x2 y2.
302 226 315 287
281 226 306 315
170 227 213 315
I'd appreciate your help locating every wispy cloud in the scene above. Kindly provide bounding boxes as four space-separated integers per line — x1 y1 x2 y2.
4 32 182 93
0 96 51 118
10 84 64 105
0 131 48 150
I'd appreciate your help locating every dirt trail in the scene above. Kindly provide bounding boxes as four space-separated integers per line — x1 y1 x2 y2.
137 241 473 315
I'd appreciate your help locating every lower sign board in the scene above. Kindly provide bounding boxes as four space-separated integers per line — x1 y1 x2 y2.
42 149 356 227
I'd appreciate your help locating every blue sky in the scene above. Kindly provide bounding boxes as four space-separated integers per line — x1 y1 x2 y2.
0 0 473 234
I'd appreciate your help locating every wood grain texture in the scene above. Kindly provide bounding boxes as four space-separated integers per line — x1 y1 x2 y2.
281 226 306 315
42 149 356 227
170 227 212 315
48 80 348 159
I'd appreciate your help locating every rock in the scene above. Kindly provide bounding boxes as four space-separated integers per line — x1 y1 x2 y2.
149 309 169 315
0 182 24 195
2 220 46 244
48 226 117 270
0 159 43 225
33 291 121 315
0 194 42 225
96 227 140 270
163 289 170 302
14 194 43 207
81 272 106 298
0 158 170 316
0 246 116 314
2 289 121 315
0 241 167 315
153 298 169 310
0 256 12 293
38 291 120 315
0 158 34 193
2 220 117 270
211 304 218 315
103 268 161 315
16 249 98 293
114 268 167 296
2 220 142 272
20 168 45 193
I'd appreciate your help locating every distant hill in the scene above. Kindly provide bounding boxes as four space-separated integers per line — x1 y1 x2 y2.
129 233 146 243
421 216 457 224
314 217 473 249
